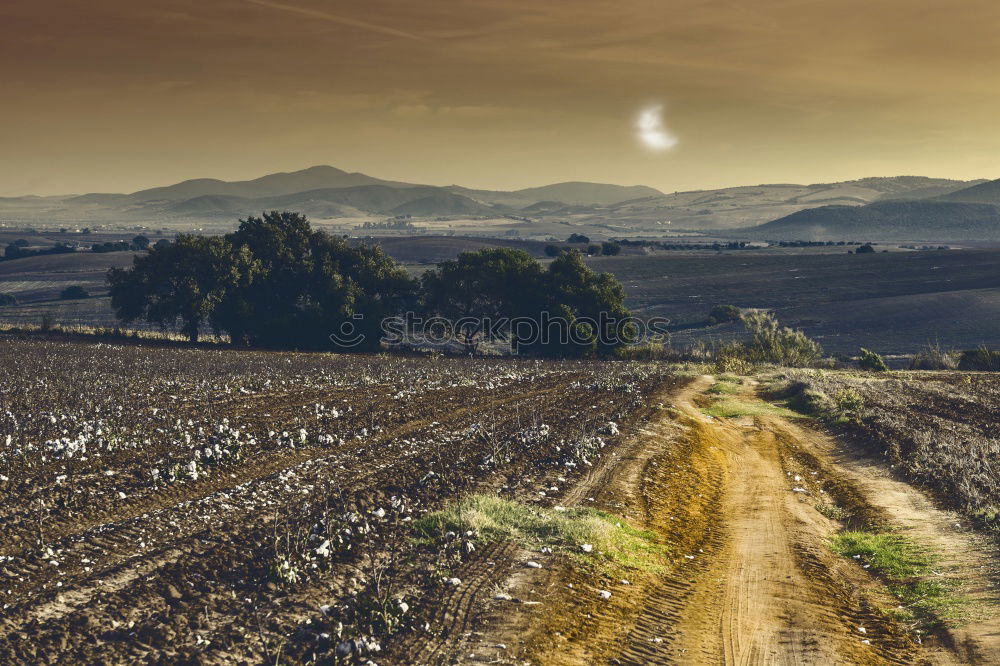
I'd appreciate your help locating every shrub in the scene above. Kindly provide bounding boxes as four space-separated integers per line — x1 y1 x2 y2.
833 388 864 420
615 335 672 360
60 285 90 300
0 293 17 306
567 233 590 244
586 244 602 256
543 244 560 257
957 347 1000 372
740 311 823 367
600 241 622 256
909 342 958 370
707 304 742 325
858 348 888 372
713 341 756 375
855 243 876 254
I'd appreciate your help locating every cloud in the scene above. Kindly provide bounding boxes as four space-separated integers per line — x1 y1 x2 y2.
245 0 428 42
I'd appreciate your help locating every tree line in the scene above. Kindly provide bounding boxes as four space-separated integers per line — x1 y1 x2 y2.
108 212 632 356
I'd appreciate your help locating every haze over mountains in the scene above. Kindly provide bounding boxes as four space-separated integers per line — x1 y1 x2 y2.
1 165 998 241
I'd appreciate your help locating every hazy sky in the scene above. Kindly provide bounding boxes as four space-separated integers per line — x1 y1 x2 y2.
3 0 999 195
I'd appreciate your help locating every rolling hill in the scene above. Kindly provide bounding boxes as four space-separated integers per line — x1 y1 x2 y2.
0 167 991 239
165 185 498 218
742 200 1000 241
128 165 411 202
936 177 1000 205
584 176 985 231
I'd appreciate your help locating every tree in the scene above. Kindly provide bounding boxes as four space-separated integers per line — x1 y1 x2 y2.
586 244 602 256
132 235 150 250
567 233 590 244
60 285 89 300
543 244 560 257
108 235 251 343
421 247 545 353
534 250 632 356
421 248 632 357
220 211 416 349
855 243 876 254
108 212 416 350
600 241 622 256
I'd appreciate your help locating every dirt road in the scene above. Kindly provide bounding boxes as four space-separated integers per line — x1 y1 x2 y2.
458 376 1000 665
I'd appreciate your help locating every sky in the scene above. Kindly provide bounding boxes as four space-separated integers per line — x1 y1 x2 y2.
2 0 999 196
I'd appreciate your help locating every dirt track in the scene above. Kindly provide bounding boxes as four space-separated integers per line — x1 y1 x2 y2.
456 377 1000 665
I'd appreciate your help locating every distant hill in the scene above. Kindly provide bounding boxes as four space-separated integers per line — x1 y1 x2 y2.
166 185 497 218
0 168 991 236
587 176 985 231
744 200 1000 241
446 182 663 207
130 165 411 202
936 178 1000 205
509 182 663 206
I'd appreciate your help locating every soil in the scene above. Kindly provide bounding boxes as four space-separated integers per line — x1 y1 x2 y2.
439 377 1000 665
3 337 998 664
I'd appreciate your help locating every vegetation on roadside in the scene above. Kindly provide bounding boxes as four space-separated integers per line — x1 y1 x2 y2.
909 342 959 370
710 311 824 373
858 348 888 372
830 531 968 627
958 346 1000 371
414 494 665 576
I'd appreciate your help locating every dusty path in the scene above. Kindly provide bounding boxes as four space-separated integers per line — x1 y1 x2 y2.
456 376 1000 665
792 419 1000 664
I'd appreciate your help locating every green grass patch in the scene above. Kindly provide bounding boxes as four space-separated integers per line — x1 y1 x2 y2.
414 494 665 576
701 396 801 420
706 379 741 395
830 531 929 578
830 530 969 628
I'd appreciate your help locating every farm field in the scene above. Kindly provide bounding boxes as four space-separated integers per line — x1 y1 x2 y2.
2 336 999 664
0 337 674 663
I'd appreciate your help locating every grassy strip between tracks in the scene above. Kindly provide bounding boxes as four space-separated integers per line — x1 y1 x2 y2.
830 531 970 628
701 375 802 420
414 494 665 577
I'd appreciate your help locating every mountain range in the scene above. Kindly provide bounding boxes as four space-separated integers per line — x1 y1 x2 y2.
1 165 998 241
